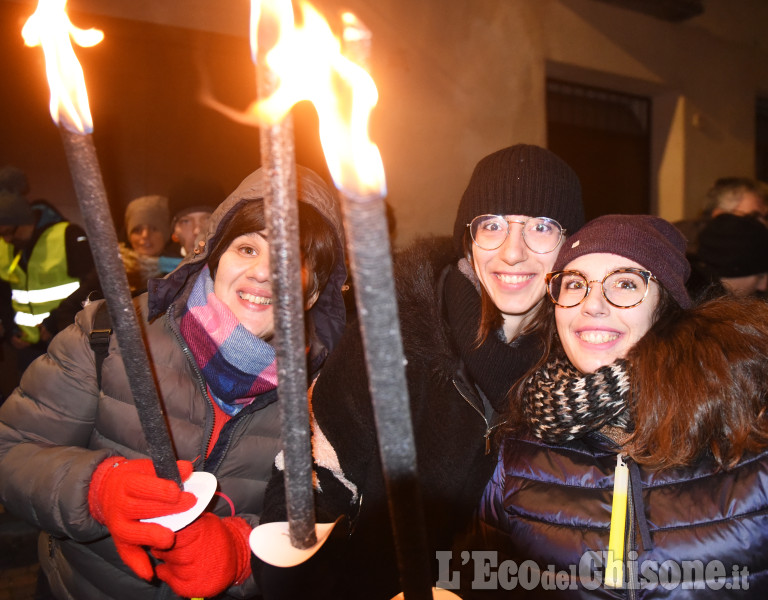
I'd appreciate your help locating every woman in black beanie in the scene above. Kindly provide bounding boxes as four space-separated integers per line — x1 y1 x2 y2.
464 214 768 598
258 144 585 598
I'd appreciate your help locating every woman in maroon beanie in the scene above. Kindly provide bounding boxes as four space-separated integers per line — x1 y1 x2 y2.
462 214 768 598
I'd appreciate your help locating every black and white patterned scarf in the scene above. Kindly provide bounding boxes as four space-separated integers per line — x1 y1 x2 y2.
522 356 632 443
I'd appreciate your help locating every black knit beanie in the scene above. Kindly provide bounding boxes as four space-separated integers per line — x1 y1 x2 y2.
171 204 215 227
554 214 691 309
696 214 768 278
0 190 34 226
0 165 30 196
453 144 584 255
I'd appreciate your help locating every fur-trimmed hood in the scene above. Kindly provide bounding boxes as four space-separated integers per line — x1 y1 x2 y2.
392 236 460 385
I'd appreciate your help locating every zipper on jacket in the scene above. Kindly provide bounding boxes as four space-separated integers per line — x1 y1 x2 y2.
205 411 251 474
452 377 495 454
626 473 637 600
166 304 260 475
165 305 216 467
587 435 641 600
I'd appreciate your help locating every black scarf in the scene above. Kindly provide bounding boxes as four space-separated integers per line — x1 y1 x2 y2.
522 355 631 443
442 262 544 413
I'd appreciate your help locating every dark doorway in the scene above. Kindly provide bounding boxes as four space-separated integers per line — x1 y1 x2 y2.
547 79 651 221
756 97 768 183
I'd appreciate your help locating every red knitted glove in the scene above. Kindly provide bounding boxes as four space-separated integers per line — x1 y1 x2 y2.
88 457 196 581
153 513 252 598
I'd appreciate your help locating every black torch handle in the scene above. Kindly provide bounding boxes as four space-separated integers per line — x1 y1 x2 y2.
338 20 433 600
257 59 318 551
59 128 181 487
341 191 434 600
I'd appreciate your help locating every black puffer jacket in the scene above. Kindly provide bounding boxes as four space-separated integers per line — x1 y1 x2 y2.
261 237 544 599
0 166 347 600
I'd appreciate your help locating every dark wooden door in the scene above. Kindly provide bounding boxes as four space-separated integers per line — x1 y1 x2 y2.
547 79 651 221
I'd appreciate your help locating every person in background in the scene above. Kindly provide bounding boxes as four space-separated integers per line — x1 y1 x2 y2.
674 176 767 254
0 165 347 600
466 214 768 598
170 204 214 258
0 165 97 377
689 213 768 298
120 195 177 294
259 144 585 598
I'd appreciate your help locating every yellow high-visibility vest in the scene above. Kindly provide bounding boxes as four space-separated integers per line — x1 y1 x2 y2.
0 222 81 343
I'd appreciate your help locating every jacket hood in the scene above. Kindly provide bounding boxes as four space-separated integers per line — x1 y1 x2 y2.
148 165 348 354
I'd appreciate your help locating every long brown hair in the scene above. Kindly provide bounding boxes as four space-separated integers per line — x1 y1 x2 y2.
505 290 768 470
625 295 768 469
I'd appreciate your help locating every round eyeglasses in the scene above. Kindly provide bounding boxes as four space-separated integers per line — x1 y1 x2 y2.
467 215 565 254
546 268 657 309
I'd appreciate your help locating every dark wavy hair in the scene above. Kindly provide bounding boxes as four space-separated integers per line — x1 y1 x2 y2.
207 198 336 307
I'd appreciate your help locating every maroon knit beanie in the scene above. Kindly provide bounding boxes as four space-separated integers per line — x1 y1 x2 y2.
553 214 691 309
453 144 584 255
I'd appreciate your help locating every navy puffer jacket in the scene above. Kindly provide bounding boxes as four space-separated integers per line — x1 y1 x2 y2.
462 433 768 599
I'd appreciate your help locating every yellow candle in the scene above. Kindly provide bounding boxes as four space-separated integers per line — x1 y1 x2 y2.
605 454 628 588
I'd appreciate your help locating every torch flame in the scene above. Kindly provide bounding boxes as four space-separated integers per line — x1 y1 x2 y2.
251 0 386 198
22 0 104 134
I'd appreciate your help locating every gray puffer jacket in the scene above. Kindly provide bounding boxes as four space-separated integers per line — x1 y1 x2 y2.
0 166 347 600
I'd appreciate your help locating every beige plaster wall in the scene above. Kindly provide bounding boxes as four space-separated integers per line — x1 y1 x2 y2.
5 0 767 245
338 0 768 240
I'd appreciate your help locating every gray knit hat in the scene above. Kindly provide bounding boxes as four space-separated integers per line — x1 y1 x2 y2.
0 190 34 226
554 214 691 309
453 144 584 255
125 195 171 242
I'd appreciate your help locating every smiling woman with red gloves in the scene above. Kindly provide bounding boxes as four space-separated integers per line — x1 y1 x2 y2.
0 166 348 600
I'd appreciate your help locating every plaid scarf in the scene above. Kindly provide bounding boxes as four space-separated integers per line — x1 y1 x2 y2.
180 265 278 416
